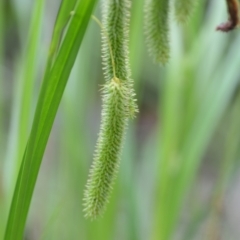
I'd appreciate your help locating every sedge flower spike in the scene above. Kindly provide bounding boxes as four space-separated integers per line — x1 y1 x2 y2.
174 0 198 23
144 0 170 64
83 0 138 219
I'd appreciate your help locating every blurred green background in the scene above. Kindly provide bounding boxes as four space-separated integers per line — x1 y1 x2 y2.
1 0 240 239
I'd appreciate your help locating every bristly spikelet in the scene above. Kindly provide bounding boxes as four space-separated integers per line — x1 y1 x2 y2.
144 0 170 64
83 0 138 219
101 0 138 117
83 79 129 219
174 0 197 23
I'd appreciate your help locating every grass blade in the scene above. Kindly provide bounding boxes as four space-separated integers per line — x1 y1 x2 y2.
4 0 46 198
153 1 240 238
4 1 97 239
48 0 78 64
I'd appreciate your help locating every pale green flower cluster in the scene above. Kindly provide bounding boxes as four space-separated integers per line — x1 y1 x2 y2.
145 0 198 64
175 0 197 23
83 0 137 219
84 0 198 219
145 0 170 64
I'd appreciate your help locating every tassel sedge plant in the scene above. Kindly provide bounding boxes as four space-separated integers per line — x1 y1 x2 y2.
83 0 138 219
144 0 170 64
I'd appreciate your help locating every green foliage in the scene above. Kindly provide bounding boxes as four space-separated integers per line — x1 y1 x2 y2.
6 0 46 197
153 2 240 237
1 0 240 239
144 0 170 64
49 0 77 61
4 1 97 239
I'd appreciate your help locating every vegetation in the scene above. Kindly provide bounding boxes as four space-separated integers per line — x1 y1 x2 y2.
0 0 240 239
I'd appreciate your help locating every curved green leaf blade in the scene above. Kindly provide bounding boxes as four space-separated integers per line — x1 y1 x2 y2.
4 1 97 239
